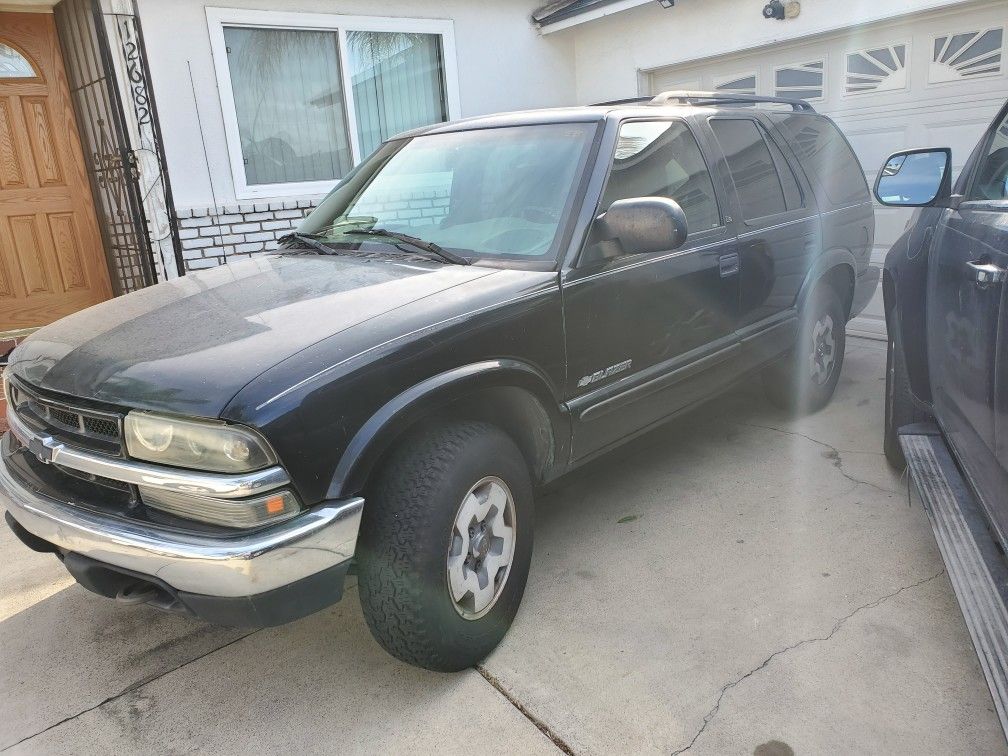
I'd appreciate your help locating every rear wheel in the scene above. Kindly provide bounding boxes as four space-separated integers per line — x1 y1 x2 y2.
763 286 846 414
883 322 931 469
356 420 533 672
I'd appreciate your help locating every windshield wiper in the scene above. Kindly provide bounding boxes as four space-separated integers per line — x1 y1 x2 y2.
344 228 471 265
277 232 340 256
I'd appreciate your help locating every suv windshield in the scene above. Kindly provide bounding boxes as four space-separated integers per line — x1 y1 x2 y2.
298 123 597 266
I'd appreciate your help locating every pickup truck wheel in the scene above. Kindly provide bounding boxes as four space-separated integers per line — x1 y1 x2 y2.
883 324 931 469
763 286 846 414
356 421 533 672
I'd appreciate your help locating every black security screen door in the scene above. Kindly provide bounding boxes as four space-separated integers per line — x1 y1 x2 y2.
53 0 181 294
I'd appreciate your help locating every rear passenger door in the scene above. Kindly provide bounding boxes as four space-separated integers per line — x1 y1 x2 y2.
708 117 819 363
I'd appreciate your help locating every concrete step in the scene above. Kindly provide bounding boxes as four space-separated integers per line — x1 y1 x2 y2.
901 424 1008 739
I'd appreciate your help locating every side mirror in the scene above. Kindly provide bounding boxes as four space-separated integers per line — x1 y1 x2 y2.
597 197 688 256
874 148 952 207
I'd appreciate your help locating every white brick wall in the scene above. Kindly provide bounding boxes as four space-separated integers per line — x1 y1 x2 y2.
176 197 322 272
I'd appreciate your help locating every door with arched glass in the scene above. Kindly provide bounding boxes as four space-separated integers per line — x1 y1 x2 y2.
0 12 111 332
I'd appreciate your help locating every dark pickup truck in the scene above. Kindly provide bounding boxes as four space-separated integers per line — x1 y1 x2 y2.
2 92 877 672
878 99 1008 730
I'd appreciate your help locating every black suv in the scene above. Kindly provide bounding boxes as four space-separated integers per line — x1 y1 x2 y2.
2 92 876 671
877 99 1008 726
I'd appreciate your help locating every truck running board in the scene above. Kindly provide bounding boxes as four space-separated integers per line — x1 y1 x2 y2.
900 423 1008 737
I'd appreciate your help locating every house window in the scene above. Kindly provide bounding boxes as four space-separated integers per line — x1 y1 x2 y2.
845 44 908 95
207 9 459 199
713 73 757 95
930 28 1003 84
774 61 824 101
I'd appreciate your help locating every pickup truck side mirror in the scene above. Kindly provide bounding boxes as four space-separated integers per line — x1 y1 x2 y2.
874 148 953 208
596 197 688 256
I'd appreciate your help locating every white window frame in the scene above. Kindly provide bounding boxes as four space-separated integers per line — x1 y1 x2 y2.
927 26 1005 88
206 7 461 200
772 59 826 102
841 42 911 99
712 71 759 95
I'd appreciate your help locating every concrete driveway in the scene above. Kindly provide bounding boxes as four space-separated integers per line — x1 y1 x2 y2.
1 337 1004 755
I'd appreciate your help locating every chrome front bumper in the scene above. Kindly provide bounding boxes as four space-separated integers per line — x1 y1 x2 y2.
0 447 363 598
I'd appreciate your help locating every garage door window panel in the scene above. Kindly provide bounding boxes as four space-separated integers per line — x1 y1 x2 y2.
774 61 824 101
845 44 908 95
930 28 1004 83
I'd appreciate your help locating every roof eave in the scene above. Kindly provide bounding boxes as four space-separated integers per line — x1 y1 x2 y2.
533 0 654 34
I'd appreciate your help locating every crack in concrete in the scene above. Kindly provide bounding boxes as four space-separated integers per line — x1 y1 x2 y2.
1 630 259 752
733 420 898 495
476 664 575 755
670 569 945 755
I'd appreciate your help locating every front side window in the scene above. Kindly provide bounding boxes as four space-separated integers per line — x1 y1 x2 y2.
300 123 597 265
210 11 456 198
600 120 720 233
711 119 789 220
968 111 1008 201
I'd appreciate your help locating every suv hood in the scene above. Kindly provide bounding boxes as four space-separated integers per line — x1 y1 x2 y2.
9 255 498 417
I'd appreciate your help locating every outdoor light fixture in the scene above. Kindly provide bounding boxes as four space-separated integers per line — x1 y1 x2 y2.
763 0 800 19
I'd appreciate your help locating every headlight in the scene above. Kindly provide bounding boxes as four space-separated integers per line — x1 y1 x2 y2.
124 412 277 473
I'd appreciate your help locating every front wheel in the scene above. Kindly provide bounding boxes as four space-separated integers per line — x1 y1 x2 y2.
763 286 846 414
356 420 533 672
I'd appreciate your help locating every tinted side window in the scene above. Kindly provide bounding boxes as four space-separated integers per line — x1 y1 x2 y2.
770 113 869 206
710 119 788 220
764 131 803 211
968 110 1008 201
600 120 721 233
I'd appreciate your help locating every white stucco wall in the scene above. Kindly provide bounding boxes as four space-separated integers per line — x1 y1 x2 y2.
554 0 990 103
136 0 577 211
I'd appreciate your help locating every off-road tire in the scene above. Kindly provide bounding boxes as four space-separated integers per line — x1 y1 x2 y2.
356 420 533 672
883 322 931 469
763 286 846 414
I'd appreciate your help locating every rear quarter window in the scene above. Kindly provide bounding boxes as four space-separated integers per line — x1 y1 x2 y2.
770 114 868 207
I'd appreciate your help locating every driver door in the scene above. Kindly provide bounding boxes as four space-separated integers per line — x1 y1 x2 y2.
563 118 740 460
928 105 1008 533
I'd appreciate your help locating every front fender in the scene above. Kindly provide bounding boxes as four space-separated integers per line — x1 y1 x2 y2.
327 360 568 499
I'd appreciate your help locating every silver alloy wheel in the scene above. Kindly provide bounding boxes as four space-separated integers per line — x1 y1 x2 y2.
809 313 836 385
446 476 516 620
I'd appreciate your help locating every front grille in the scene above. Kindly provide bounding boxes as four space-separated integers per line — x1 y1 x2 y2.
7 378 124 456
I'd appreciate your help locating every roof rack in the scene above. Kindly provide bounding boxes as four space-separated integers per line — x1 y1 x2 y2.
648 90 816 112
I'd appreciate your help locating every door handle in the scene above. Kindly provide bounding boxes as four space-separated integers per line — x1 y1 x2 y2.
966 259 1006 286
718 252 740 278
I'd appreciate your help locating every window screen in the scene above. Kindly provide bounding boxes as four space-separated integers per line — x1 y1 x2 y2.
224 26 353 185
770 114 869 206
710 119 788 220
601 120 720 233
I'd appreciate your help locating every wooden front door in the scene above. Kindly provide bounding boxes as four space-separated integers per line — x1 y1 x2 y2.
0 11 111 332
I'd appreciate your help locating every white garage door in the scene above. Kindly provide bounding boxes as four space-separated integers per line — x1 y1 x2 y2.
649 3 1008 339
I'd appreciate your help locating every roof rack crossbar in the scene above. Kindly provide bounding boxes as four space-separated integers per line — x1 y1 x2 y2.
648 90 816 112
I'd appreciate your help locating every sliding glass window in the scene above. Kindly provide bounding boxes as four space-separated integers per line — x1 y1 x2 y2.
346 31 447 158
209 10 457 199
